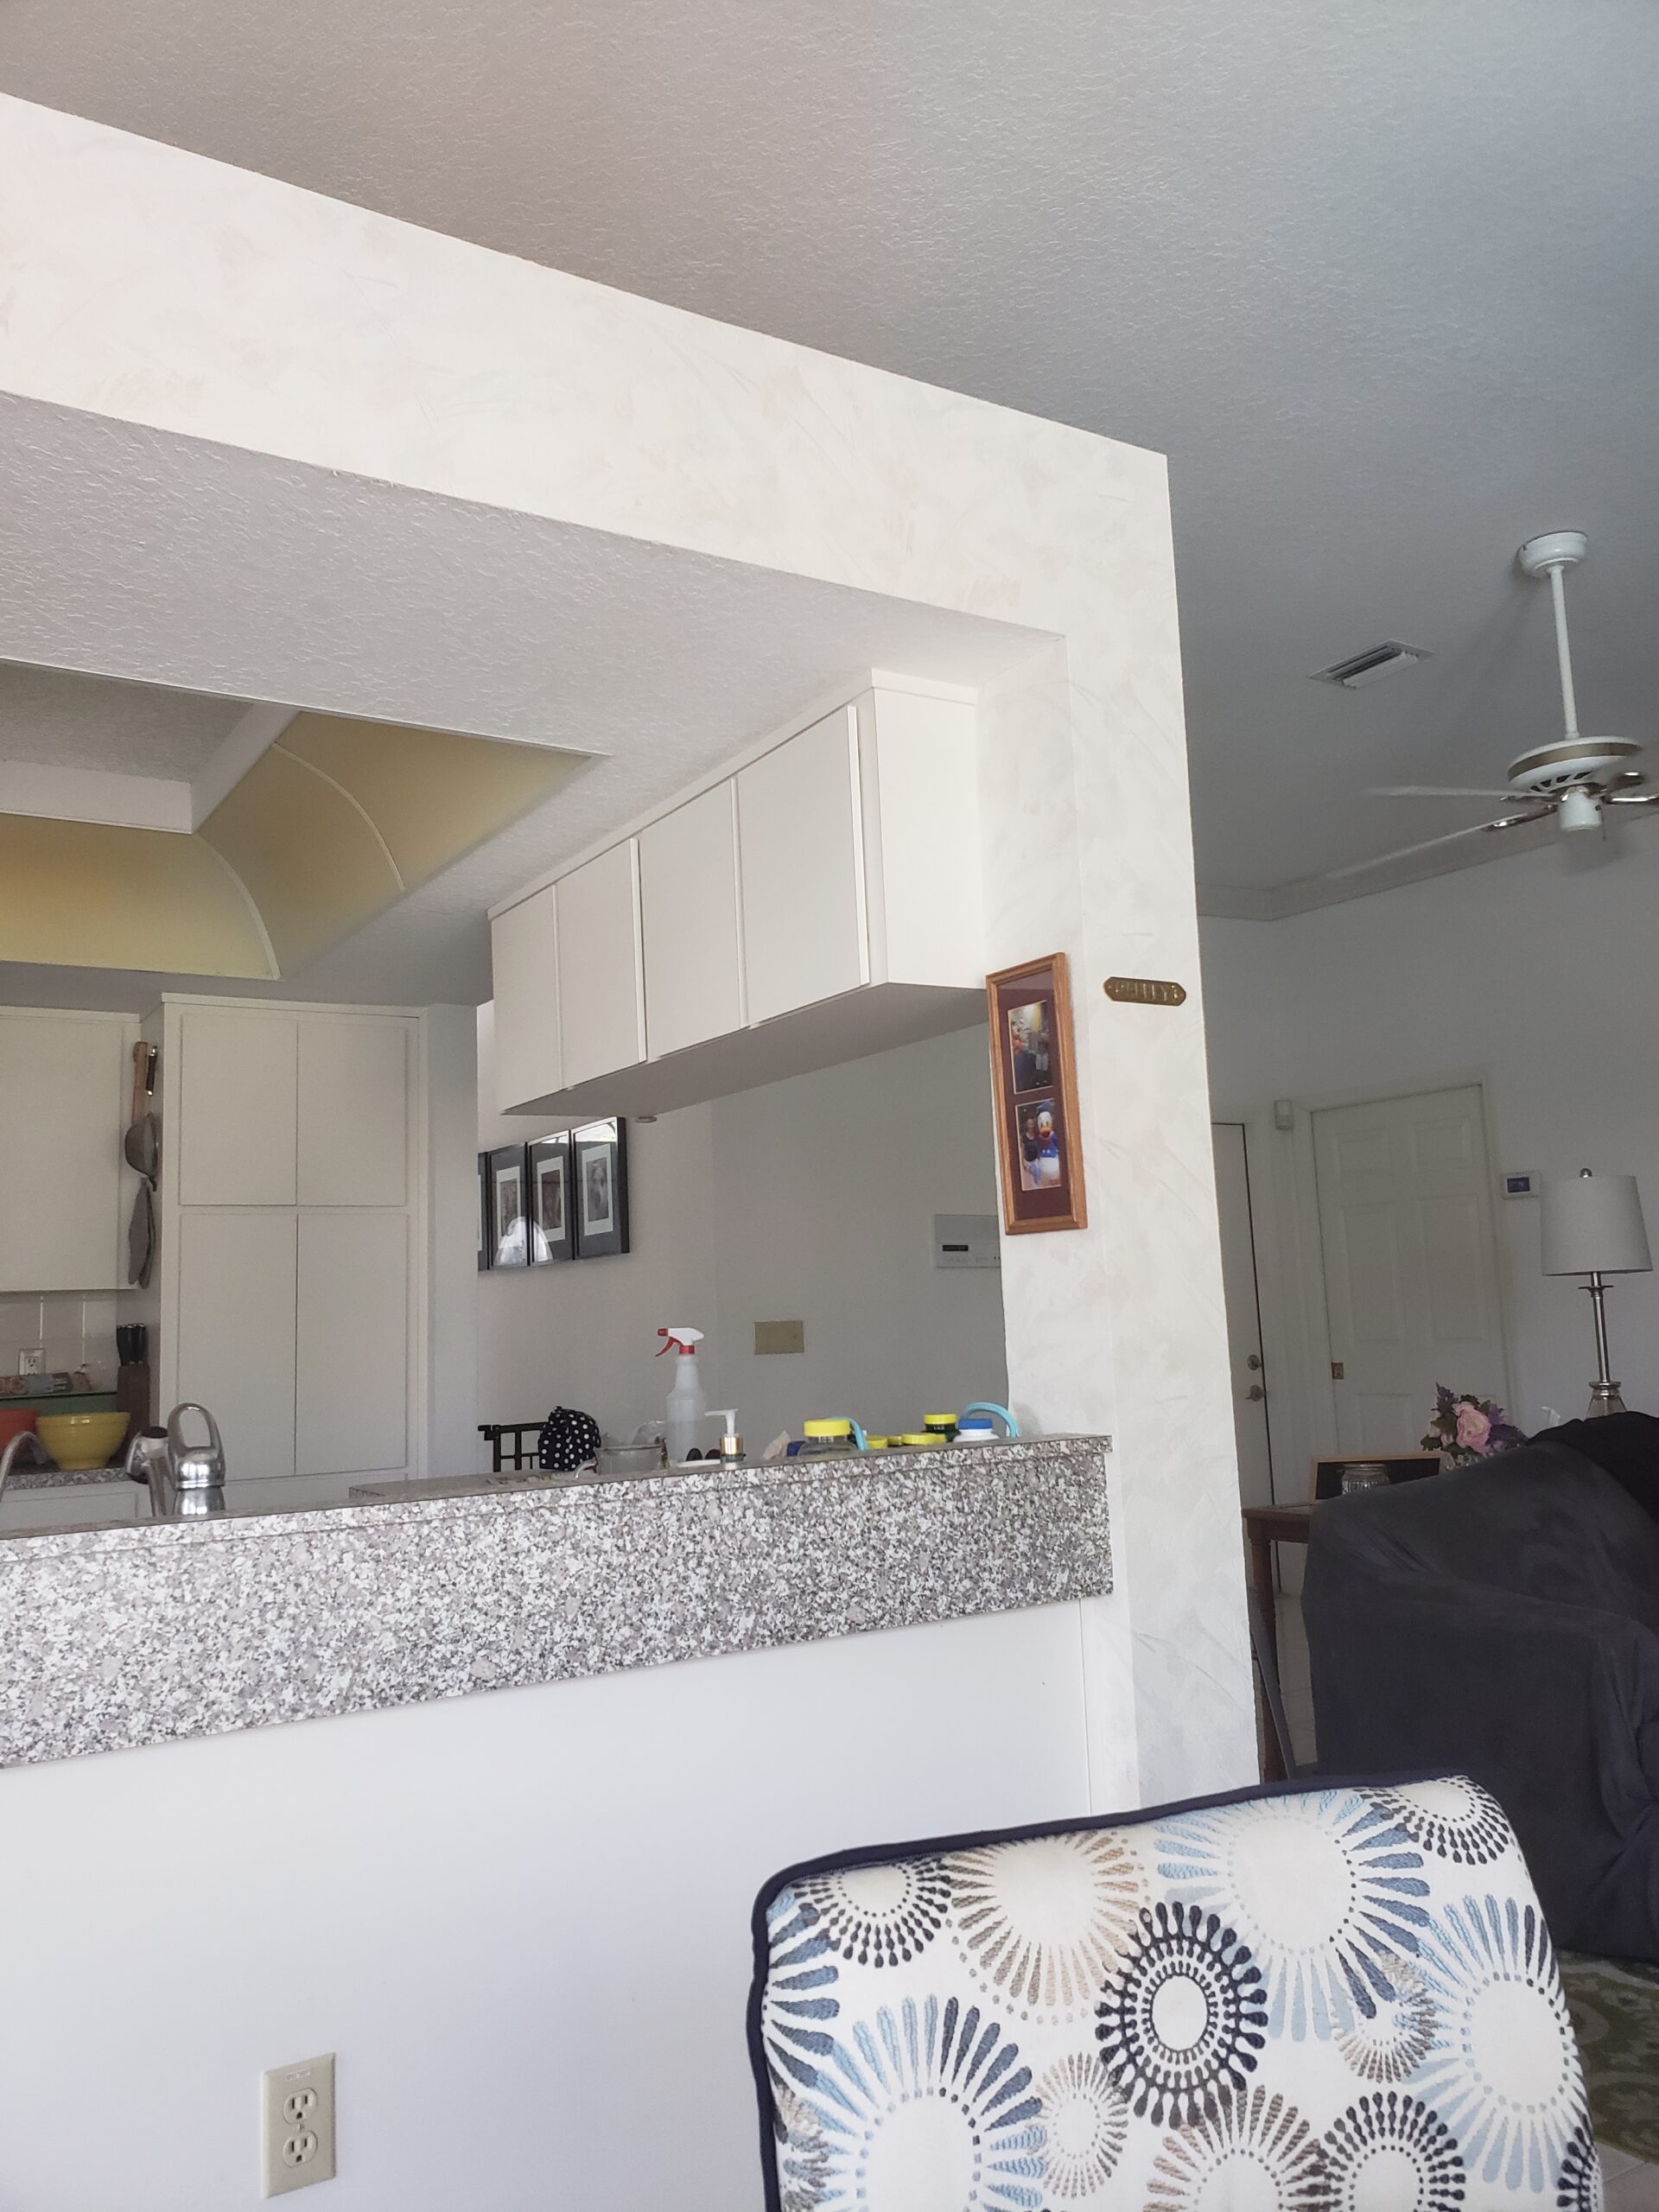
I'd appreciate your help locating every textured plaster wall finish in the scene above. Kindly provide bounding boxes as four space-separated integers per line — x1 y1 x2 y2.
0 96 1251 1796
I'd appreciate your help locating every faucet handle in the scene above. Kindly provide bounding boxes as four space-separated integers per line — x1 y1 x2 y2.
165 1402 226 1489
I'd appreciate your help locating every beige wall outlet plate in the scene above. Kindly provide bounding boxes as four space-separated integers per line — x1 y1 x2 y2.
262 2054 335 2196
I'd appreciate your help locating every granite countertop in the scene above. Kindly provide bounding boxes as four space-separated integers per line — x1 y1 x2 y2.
0 1434 1112 1768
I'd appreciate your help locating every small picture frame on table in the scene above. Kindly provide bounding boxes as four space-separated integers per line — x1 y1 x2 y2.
488 1144 530 1268
573 1118 630 1259
527 1133 575 1265
987 952 1086 1234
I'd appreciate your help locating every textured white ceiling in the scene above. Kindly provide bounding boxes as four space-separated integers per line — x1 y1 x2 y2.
0 391 1044 1008
0 662 246 777
3 0 1655 897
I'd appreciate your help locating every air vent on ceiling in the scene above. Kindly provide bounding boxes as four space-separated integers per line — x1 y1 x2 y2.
1312 641 1431 690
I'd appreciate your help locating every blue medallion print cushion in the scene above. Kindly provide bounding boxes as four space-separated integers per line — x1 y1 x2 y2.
749 1774 1601 2209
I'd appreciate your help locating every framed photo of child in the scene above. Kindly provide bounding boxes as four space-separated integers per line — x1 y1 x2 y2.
987 952 1087 1234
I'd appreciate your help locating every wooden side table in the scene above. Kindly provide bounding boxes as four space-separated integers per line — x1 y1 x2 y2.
1243 1502 1314 1780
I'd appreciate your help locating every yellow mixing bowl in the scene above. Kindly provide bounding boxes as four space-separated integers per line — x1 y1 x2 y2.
36 1411 130 1471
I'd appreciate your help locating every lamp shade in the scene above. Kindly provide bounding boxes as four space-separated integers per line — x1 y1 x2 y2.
1540 1170 1652 1276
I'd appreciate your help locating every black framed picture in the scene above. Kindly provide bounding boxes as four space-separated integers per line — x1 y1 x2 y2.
573 1118 630 1259
527 1133 575 1265
488 1143 530 1268
477 1152 492 1270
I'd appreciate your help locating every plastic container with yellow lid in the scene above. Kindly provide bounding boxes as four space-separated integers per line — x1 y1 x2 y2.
894 1433 934 1449
799 1418 862 1459
922 1414 958 1441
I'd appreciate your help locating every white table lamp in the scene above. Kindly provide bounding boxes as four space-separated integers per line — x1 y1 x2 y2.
1540 1168 1651 1416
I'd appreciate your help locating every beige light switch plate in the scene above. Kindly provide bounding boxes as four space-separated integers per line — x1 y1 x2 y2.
754 1319 805 1356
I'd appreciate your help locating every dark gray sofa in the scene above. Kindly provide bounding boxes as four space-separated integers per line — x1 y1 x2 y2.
1305 1420 1659 1961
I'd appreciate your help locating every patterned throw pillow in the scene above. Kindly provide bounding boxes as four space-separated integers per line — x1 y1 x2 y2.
537 1406 601 1473
752 1776 1601 2210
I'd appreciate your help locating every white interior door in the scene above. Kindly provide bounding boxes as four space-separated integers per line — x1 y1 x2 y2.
1313 1084 1510 1452
1212 1122 1274 1509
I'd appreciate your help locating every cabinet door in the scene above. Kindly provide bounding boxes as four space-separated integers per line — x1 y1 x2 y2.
174 1210 298 1482
0 1014 127 1292
490 887 562 1110
298 1018 410 1207
737 708 868 1023
556 842 646 1088
176 1008 297 1206
639 783 744 1058
296 1211 409 1477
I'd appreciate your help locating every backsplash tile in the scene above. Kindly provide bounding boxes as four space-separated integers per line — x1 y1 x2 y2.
0 1295 45 1370
1 1293 119 1385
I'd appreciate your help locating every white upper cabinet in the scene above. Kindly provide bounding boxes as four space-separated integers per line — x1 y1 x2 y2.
298 1017 409 1208
639 783 745 1059
0 1010 130 1293
488 681 982 1118
738 706 868 1024
177 1007 298 1207
556 841 646 1089
489 887 561 1114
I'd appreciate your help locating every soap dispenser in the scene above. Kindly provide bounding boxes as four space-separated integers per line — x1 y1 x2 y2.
707 1410 745 1466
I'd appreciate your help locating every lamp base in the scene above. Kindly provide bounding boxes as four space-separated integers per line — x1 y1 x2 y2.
1586 1380 1627 1418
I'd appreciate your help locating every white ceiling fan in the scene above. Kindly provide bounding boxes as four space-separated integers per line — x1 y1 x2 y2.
1332 531 1656 882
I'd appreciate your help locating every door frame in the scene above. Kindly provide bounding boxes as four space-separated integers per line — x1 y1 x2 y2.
1211 1118 1278 1501
1210 1067 1519 1503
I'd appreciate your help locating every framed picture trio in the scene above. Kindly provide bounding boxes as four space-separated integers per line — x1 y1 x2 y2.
479 1118 630 1269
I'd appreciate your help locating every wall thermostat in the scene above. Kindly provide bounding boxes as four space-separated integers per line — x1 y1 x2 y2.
1501 1171 1541 1199
933 1213 1001 1269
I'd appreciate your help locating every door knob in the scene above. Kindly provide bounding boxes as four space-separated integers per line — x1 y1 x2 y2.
1246 1384 1266 1402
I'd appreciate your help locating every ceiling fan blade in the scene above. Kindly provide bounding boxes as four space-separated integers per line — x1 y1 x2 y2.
1604 789 1659 809
1319 814 1549 884
1367 785 1522 801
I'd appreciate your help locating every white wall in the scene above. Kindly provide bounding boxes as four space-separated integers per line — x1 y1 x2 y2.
476 1010 1007 1451
1201 825 1659 1484
0 1602 1123 2212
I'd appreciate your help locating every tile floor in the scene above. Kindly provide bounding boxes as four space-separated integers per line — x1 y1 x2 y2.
1273 1591 1659 2204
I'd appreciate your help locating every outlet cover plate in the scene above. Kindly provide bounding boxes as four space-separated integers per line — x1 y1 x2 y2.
754 1319 805 1356
262 2054 335 2196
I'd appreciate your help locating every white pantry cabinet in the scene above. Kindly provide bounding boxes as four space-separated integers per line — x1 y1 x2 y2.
0 1008 133 1293
156 995 425 1489
492 680 984 1120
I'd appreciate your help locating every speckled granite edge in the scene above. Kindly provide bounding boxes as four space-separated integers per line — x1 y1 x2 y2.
0 1436 1111 1768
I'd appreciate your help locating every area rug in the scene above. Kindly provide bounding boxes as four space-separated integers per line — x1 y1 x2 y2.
1561 1951 1659 2162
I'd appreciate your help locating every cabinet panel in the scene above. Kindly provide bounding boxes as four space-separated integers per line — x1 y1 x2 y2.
0 1013 128 1293
639 783 744 1059
737 708 868 1024
296 1211 409 1476
177 1009 297 1207
556 842 646 1088
298 1018 410 1207
175 1210 297 1482
490 887 562 1110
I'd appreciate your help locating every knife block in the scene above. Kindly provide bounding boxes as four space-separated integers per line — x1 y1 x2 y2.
116 1361 152 1434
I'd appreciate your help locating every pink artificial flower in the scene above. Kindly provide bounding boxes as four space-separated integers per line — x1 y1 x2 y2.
1455 1402 1491 1452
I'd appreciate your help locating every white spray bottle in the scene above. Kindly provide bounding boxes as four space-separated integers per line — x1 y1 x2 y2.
658 1326 706 1465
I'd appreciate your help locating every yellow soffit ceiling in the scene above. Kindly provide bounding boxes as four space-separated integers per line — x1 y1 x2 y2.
1 717 582 979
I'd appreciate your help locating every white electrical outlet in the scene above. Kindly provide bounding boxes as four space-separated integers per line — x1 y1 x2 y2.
18 1347 43 1376
262 2055 335 2196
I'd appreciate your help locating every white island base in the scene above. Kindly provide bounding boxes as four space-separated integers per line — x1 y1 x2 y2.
1 1595 1131 2210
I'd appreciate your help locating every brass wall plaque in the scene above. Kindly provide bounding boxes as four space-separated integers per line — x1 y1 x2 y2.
1103 976 1187 1007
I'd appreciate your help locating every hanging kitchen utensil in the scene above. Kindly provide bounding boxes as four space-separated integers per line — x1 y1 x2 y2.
127 1179 156 1288
123 1042 161 1184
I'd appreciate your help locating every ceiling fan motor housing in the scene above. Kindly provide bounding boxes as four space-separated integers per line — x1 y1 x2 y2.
1507 736 1642 795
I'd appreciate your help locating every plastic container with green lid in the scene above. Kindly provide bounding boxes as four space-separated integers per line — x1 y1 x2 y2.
799 1418 862 1459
